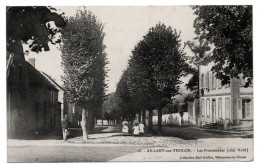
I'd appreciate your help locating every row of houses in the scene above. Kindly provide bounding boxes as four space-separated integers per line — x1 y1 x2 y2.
7 51 81 138
188 62 253 128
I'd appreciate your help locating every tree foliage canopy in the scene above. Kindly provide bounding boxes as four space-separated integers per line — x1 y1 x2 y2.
184 36 211 95
130 23 187 107
7 6 66 54
113 23 188 121
192 6 252 86
61 9 108 109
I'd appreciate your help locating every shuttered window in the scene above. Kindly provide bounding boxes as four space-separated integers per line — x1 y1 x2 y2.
206 99 210 117
206 72 210 88
201 99 205 116
218 98 222 119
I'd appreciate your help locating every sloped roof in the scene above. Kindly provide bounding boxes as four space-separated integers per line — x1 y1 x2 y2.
24 61 58 91
41 71 64 91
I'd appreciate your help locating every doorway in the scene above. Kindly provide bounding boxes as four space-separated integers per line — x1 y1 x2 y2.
212 99 216 123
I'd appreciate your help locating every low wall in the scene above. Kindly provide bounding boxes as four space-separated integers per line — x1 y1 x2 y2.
152 112 188 125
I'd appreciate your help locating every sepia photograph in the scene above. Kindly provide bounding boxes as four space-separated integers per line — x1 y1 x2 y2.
5 3 254 163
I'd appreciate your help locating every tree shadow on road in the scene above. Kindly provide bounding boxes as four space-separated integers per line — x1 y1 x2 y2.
152 125 253 140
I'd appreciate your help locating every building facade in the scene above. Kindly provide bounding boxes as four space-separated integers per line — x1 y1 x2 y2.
199 62 253 128
7 53 60 138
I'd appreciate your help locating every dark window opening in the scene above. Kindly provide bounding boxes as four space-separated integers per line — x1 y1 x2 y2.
35 102 39 121
44 102 47 128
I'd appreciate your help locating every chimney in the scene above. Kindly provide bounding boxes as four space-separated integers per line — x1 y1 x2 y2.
28 58 35 67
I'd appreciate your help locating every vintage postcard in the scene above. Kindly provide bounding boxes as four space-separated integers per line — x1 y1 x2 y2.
6 5 253 162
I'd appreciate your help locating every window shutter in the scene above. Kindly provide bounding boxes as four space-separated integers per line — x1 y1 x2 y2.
206 72 209 88
201 74 204 88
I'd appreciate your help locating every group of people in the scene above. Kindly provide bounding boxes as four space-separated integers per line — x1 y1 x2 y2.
122 121 145 136
62 115 146 140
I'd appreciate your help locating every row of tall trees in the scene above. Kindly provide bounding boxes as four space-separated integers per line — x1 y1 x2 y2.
61 9 108 141
114 23 188 132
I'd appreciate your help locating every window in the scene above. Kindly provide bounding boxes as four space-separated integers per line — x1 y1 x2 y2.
35 102 39 121
201 74 204 88
225 98 230 119
72 104 75 114
206 72 210 88
218 98 222 119
50 92 53 106
242 99 252 119
212 99 216 122
201 99 205 116
51 91 55 107
212 72 216 89
206 99 210 117
44 102 47 127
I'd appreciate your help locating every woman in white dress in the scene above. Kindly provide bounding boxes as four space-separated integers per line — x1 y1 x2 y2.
132 124 140 136
122 121 129 136
139 121 145 136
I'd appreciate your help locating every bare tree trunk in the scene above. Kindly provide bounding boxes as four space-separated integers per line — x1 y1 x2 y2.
158 108 162 133
90 115 95 130
148 110 153 132
138 111 141 123
82 109 88 141
142 110 146 127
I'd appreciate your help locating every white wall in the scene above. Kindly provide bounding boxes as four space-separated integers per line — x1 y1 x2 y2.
152 112 188 125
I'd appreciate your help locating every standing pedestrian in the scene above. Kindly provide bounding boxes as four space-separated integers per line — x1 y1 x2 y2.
122 122 129 136
132 123 140 136
61 114 69 140
139 121 145 136
128 122 133 136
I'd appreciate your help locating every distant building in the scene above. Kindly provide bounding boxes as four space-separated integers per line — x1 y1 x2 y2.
63 97 82 127
199 62 253 128
7 53 60 138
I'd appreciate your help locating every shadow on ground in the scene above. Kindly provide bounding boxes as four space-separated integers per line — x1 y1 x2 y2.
152 125 253 140
67 124 254 141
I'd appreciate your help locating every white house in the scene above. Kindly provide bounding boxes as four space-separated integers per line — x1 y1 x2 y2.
199 62 253 128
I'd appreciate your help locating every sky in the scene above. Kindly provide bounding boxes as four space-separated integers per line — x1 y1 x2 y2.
24 6 197 93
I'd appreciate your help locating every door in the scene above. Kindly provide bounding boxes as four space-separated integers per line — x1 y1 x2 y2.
242 99 252 119
44 102 47 128
212 99 216 123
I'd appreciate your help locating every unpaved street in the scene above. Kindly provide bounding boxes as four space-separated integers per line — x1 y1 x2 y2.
7 125 254 162
8 145 149 162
